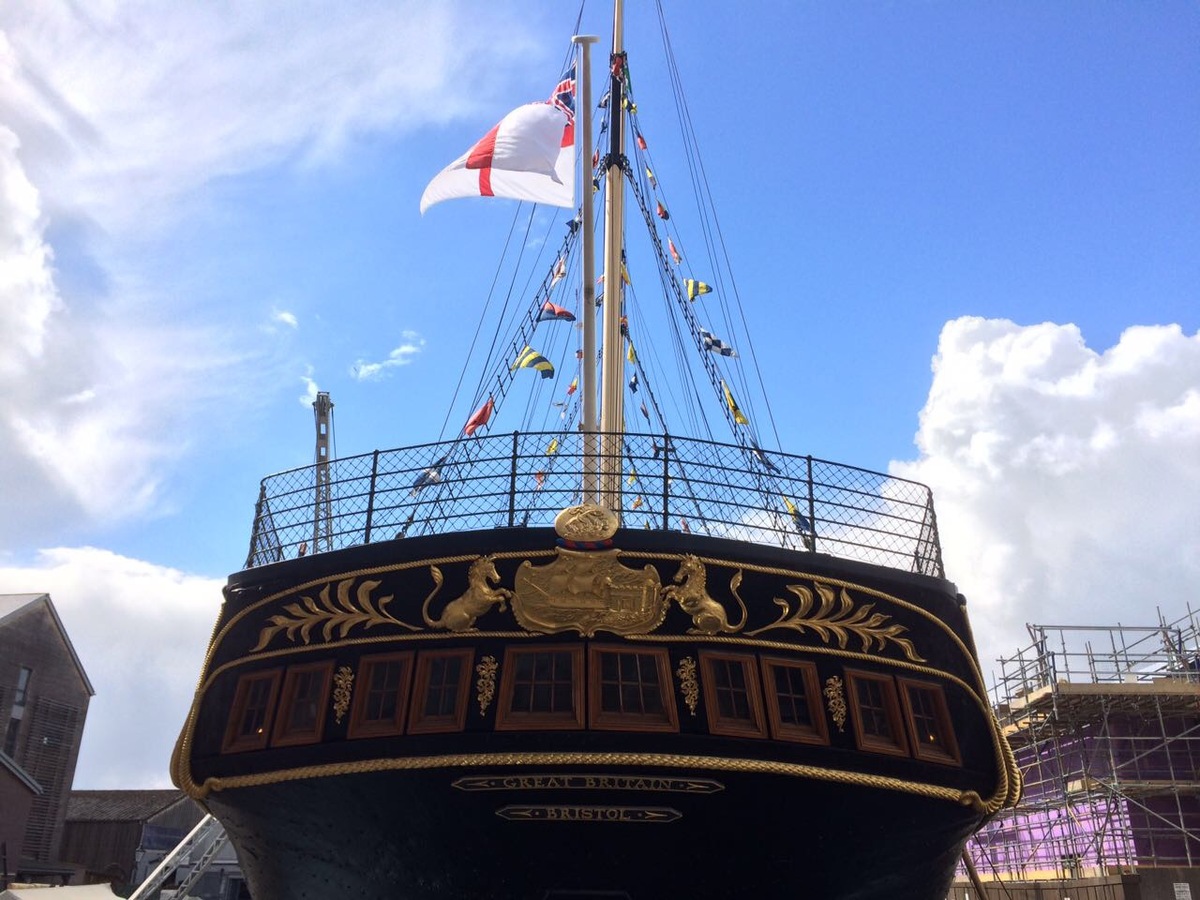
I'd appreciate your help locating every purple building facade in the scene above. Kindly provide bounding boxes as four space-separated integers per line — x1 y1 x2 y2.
968 611 1200 879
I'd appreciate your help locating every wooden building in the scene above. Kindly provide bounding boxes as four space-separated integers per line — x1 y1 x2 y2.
0 593 93 885
61 791 203 891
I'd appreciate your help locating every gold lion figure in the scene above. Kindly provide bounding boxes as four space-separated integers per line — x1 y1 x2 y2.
663 555 747 635
422 556 513 632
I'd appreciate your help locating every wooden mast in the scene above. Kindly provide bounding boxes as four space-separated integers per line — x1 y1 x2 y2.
572 34 600 506
598 0 626 514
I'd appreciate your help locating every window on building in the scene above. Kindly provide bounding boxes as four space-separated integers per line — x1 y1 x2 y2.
13 666 32 705
588 646 678 732
222 670 282 753
845 670 908 757
348 652 414 739
760 658 828 745
408 649 474 734
271 661 334 747
898 678 961 765
3 666 32 757
496 646 584 731
699 651 767 739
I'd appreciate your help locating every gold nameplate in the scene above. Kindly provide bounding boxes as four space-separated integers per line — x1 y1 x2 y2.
496 805 681 823
453 774 723 794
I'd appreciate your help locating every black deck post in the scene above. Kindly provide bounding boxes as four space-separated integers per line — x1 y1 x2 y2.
364 450 379 545
660 432 671 531
806 455 817 552
508 432 519 527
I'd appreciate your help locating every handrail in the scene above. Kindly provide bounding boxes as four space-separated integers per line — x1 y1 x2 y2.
245 430 943 577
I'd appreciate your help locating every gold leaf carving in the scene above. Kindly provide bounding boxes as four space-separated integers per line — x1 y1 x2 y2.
422 556 512 632
662 556 747 635
332 665 353 724
676 657 699 716
824 675 847 732
745 581 924 662
252 578 421 652
476 655 498 715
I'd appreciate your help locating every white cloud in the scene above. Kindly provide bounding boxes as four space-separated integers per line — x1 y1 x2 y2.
352 330 426 381
2 2 540 233
299 371 320 408
0 548 223 788
0 3 541 542
272 309 299 329
893 317 1200 675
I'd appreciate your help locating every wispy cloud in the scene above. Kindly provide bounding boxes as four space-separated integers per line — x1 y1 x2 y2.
893 318 1200 671
352 330 426 381
0 3 543 540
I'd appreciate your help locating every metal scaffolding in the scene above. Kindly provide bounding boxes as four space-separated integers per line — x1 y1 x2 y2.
968 605 1200 881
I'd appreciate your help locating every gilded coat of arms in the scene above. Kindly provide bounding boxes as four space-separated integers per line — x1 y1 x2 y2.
513 548 664 636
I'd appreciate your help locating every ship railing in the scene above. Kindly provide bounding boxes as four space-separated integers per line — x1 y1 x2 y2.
244 430 944 577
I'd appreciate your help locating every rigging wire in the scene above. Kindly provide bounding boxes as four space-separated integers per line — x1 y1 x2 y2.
436 206 528 441
651 0 784 451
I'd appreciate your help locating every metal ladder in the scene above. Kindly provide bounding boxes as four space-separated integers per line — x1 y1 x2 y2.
128 813 228 900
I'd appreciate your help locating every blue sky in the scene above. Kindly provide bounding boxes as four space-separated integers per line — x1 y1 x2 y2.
1 1 1197 787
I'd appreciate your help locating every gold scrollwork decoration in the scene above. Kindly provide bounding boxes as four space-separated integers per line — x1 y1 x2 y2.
332 665 354 724
476 655 498 716
252 578 422 652
676 657 699 716
422 556 513 632
662 556 747 635
824 675 847 732
745 581 924 662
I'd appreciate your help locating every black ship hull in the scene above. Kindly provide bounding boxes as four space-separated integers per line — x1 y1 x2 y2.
174 523 1018 900
208 767 979 900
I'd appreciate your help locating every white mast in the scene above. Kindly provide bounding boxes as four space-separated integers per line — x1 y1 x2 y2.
598 0 626 513
572 34 600 506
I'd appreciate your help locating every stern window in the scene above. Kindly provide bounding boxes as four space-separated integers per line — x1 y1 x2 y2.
272 661 334 747
761 658 828 745
589 646 678 732
699 651 767 739
408 649 474 734
222 670 282 753
496 647 584 731
845 670 908 757
899 678 961 766
349 652 414 739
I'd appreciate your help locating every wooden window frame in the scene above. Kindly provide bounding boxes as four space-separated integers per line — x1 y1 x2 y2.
271 660 334 747
699 650 767 739
759 657 829 746
348 651 414 739
408 649 475 735
845 669 909 758
495 645 585 731
898 677 962 766
222 669 282 753
588 645 678 733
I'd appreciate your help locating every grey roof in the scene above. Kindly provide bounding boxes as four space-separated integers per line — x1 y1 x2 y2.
0 748 42 794
0 593 48 626
0 593 95 696
67 789 189 823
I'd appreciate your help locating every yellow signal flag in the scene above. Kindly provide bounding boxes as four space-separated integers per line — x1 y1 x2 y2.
722 380 749 426
627 340 638 363
546 438 559 456
686 279 712 301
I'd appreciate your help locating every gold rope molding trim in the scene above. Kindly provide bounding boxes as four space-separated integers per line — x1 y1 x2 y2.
189 750 985 812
